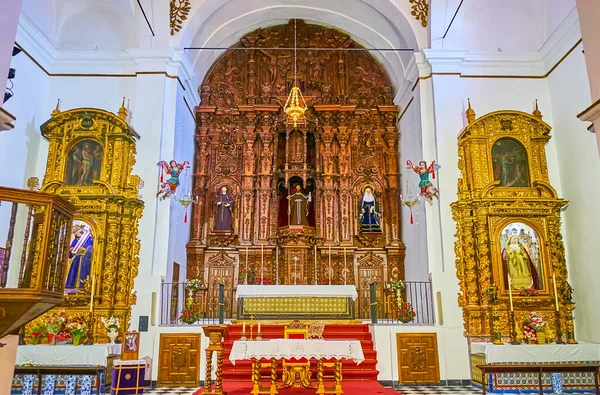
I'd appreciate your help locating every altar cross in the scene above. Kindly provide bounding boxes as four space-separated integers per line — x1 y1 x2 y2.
292 256 300 285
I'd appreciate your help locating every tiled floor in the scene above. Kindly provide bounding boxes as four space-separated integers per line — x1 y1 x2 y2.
396 386 480 394
142 387 199 395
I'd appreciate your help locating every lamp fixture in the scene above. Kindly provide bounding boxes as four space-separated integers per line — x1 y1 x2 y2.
283 19 307 127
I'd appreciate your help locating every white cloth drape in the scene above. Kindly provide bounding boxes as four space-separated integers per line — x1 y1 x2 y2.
16 344 121 366
236 285 358 300
471 343 600 364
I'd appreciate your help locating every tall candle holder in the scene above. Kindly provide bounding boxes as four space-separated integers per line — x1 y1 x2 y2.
509 311 519 345
554 309 564 344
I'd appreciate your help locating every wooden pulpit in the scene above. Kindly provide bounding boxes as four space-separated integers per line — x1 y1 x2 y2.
202 325 229 395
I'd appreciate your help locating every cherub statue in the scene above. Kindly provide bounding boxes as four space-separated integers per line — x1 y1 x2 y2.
407 160 440 204
156 160 189 200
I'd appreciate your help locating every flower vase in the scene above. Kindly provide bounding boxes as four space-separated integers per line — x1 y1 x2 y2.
537 331 546 345
31 337 40 345
107 329 118 344
72 334 83 346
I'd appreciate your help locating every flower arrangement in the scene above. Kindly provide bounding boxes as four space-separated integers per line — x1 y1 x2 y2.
386 280 405 291
30 322 46 345
239 267 248 284
254 277 272 285
522 325 537 343
101 316 120 332
180 301 201 324
66 317 87 345
319 277 341 285
397 301 416 323
46 310 67 344
185 279 202 292
528 312 546 332
520 288 539 296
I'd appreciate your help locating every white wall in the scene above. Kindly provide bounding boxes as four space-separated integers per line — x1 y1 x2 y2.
546 42 600 342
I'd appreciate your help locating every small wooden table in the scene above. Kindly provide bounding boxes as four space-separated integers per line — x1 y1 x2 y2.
476 363 600 395
13 366 105 395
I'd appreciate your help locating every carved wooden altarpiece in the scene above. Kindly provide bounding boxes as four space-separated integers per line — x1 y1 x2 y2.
451 106 576 343
24 106 143 343
187 20 405 318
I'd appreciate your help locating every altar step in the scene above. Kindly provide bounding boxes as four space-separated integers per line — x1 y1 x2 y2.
221 324 379 381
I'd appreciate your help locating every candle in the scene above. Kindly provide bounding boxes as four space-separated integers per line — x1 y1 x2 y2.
314 245 317 285
343 248 347 285
276 246 279 285
245 247 249 284
243 322 246 334
89 273 96 313
328 246 331 285
261 244 264 285
508 275 514 311
553 274 559 311
258 323 261 333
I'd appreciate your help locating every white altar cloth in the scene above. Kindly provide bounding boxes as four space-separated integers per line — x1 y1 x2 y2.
229 339 364 364
236 285 358 301
16 344 121 366
471 343 600 364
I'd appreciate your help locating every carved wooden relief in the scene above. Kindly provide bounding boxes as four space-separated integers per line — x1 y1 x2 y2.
158 333 201 387
396 333 440 384
187 20 405 317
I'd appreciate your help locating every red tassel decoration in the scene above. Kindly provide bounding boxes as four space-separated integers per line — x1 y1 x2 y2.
432 167 436 179
160 173 164 183
410 211 414 224
184 211 188 223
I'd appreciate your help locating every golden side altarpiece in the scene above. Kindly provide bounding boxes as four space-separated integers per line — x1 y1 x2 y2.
25 105 143 343
186 20 405 318
451 104 576 343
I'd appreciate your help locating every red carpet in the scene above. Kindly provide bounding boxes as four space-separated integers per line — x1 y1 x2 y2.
222 324 379 382
195 381 397 395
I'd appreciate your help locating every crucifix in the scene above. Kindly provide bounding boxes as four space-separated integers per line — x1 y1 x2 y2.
292 256 300 285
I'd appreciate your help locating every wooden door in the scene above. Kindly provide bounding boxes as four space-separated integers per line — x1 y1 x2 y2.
207 266 233 317
396 333 440 384
357 267 384 319
157 333 201 387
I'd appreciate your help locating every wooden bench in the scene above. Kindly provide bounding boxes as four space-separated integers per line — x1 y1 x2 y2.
13 366 105 395
476 363 600 395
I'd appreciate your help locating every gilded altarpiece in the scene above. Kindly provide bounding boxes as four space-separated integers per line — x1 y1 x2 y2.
451 109 575 343
25 107 144 342
187 20 405 318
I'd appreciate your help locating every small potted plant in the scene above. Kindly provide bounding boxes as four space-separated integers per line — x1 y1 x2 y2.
254 277 272 285
101 316 120 344
67 317 87 346
397 301 416 324
30 322 45 345
239 267 248 284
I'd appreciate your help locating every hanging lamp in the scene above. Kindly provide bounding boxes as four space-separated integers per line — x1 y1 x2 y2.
283 19 307 127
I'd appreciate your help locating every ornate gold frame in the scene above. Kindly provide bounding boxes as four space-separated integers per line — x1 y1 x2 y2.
25 105 144 343
451 106 575 342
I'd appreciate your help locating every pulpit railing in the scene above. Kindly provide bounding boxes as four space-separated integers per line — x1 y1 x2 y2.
0 185 76 338
159 280 435 326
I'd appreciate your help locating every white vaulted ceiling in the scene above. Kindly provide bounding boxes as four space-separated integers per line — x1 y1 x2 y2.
430 0 577 52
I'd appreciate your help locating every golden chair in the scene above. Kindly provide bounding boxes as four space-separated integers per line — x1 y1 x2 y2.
280 321 314 389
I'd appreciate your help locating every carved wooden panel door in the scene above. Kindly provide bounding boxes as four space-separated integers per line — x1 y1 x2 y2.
207 266 233 318
357 267 383 319
396 333 440 384
157 333 201 387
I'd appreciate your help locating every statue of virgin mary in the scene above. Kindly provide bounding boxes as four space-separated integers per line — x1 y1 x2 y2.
360 187 381 232
502 235 541 290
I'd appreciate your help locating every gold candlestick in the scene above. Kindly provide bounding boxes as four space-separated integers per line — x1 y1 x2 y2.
508 275 514 311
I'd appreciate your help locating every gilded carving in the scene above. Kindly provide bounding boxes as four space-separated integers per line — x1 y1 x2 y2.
187 20 405 317
28 106 144 342
451 109 574 340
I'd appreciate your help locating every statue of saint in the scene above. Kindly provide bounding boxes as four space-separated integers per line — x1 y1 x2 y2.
360 187 381 232
214 186 234 231
502 235 540 290
65 223 94 292
288 185 311 226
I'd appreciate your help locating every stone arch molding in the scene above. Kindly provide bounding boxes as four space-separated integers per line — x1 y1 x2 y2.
174 0 426 95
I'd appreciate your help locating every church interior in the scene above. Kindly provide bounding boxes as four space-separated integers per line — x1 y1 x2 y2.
1 1 600 395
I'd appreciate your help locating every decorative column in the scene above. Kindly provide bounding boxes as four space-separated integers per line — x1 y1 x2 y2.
241 118 257 243
102 218 121 304
257 111 276 242
320 119 335 243
202 325 229 395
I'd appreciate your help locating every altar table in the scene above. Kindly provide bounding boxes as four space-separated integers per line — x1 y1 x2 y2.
236 285 358 320
470 343 600 393
12 344 121 395
230 339 364 395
